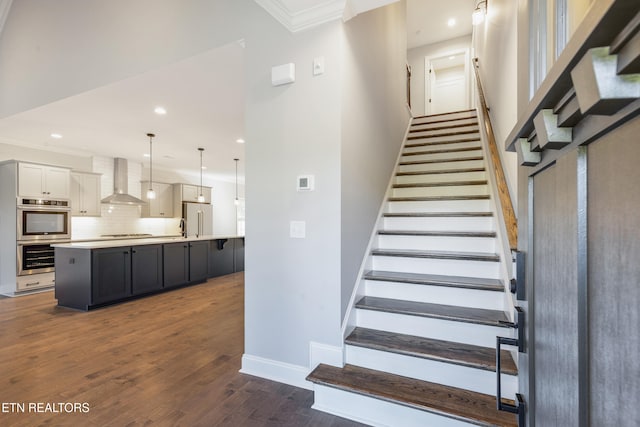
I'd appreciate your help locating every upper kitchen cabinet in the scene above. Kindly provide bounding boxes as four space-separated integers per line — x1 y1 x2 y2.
140 181 173 218
18 162 70 199
174 183 211 204
70 172 101 216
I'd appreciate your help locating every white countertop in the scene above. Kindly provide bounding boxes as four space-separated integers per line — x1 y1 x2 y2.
54 235 243 250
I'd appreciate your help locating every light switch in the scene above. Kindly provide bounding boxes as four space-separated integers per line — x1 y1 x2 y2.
313 57 325 76
290 221 306 239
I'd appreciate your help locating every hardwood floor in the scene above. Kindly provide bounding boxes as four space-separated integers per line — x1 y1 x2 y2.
0 274 363 427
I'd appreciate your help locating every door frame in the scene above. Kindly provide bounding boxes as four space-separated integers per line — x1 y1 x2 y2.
424 48 471 115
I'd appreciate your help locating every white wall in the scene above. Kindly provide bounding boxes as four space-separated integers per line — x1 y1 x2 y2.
340 0 409 318
473 0 519 205
407 35 472 117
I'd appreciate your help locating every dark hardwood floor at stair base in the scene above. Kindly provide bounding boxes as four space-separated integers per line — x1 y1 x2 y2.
364 270 503 291
307 364 517 427
355 296 510 327
346 327 517 375
0 274 364 427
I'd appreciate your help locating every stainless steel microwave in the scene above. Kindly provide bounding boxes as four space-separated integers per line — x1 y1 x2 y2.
17 198 71 241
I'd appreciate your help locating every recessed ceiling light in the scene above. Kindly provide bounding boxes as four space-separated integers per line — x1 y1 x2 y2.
236 138 245 144
50 133 62 139
447 18 456 27
154 106 167 115
143 153 150 158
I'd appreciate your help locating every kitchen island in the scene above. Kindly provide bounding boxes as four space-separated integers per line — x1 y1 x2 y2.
53 235 244 310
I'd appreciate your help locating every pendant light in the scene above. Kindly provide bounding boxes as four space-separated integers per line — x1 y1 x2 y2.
234 158 239 206
197 147 205 203
146 133 156 200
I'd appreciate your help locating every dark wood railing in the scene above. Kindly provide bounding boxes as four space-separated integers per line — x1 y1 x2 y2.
472 58 518 251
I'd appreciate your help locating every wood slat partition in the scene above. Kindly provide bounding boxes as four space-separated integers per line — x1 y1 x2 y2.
472 58 518 251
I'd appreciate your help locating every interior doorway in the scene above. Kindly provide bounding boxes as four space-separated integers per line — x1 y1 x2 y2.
424 49 470 115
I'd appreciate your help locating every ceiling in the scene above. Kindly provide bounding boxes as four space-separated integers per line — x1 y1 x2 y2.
406 0 475 49
0 41 246 182
0 1 473 183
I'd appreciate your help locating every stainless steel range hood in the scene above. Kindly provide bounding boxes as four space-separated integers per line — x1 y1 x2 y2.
101 158 146 205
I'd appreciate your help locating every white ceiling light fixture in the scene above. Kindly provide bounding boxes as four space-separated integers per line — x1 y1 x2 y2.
154 106 167 115
447 18 456 27
472 0 488 25
236 138 245 144
197 147 205 203
146 133 156 200
50 133 63 139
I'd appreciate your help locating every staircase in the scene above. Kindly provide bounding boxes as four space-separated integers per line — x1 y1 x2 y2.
307 110 518 427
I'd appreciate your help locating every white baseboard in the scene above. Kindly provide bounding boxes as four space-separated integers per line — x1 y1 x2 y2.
240 354 312 390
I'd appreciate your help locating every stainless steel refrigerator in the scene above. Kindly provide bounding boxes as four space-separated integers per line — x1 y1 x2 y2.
183 202 212 237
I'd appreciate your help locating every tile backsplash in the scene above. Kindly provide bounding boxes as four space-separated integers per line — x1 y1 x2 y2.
71 156 180 240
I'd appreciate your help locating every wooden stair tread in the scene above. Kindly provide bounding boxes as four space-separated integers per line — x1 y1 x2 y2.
399 156 484 165
413 109 477 119
410 122 478 133
411 115 478 126
371 248 499 262
388 195 490 202
346 327 517 375
378 230 496 238
405 136 481 146
408 129 480 140
393 180 488 188
364 270 503 291
402 146 482 156
383 211 493 217
396 167 486 176
306 364 517 427
355 296 510 327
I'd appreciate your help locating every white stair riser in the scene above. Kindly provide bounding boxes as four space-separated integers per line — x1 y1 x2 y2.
372 256 501 279
401 150 483 163
387 199 491 213
345 345 518 397
312 384 475 427
407 133 481 145
356 308 513 348
398 159 485 173
414 111 477 123
392 185 488 198
410 124 478 135
365 280 504 310
411 117 478 129
377 234 496 253
383 216 495 232
411 130 480 141
395 171 487 185
403 141 481 154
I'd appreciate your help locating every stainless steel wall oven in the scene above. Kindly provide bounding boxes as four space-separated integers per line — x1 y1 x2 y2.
17 198 71 241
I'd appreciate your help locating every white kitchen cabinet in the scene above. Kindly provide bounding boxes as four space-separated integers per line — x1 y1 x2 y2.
18 163 71 199
70 172 101 216
175 183 211 204
141 181 173 217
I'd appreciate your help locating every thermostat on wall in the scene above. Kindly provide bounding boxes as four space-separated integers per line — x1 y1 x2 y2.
297 175 314 191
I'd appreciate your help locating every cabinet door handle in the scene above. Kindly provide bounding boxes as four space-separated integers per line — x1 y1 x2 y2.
132 250 136 254
123 251 129 254
25 281 41 287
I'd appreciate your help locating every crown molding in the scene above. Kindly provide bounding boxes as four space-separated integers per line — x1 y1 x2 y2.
0 0 13 38
254 0 345 33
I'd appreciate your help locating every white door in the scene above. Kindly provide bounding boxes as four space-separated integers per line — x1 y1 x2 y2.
425 51 470 115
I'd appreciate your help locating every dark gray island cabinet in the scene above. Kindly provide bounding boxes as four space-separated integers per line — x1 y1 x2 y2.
54 237 225 310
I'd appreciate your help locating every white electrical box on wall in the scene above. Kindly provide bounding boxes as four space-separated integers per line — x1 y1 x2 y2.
297 175 314 191
272 63 296 86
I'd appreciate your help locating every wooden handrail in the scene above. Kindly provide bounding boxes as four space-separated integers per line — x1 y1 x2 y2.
472 58 518 251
